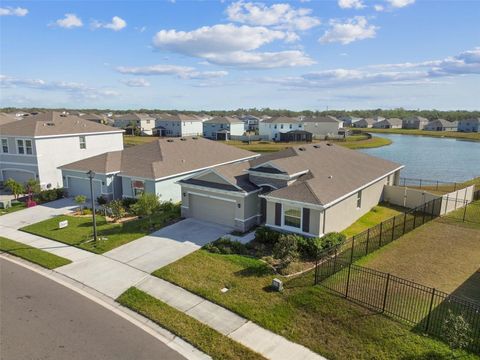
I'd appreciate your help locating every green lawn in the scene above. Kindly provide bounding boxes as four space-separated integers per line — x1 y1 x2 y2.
341 204 404 238
338 135 392 149
0 236 71 269
444 200 480 225
117 288 266 360
0 201 26 216
20 209 179 254
358 128 480 141
123 135 158 148
153 250 474 360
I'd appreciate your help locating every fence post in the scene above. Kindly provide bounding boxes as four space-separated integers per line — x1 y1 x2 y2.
345 263 352 298
455 191 459 209
366 228 370 255
379 221 383 247
424 288 436 332
333 248 338 273
403 212 407 234
436 180 439 190
314 256 319 285
454 182 457 191
391 216 396 241
350 236 355 263
419 179 422 188
413 212 417 229
422 203 427 224
463 204 468 222
382 273 391 313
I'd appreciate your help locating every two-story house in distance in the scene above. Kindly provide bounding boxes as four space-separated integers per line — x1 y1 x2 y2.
0 111 124 189
259 116 304 141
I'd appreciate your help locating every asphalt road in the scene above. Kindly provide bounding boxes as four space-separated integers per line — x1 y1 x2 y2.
0 258 186 360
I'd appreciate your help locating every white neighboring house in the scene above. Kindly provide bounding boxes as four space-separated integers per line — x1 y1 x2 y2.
154 113 203 137
203 116 245 140
301 116 344 139
114 113 156 135
259 116 304 141
0 111 124 189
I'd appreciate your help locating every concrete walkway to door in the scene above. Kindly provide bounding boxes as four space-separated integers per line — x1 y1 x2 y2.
104 219 232 273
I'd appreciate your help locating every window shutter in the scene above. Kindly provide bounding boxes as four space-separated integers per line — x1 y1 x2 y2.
275 203 282 226
302 208 310 233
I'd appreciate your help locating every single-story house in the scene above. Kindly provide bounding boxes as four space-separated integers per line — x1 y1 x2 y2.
457 118 480 132
114 113 156 135
340 116 363 127
203 116 245 140
424 119 458 131
373 118 403 129
354 118 376 128
301 116 343 139
154 113 203 137
259 116 304 141
60 137 258 202
0 111 124 188
402 116 429 129
179 143 403 235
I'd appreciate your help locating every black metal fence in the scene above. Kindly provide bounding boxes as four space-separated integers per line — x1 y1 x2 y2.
318 260 480 353
442 190 480 224
399 177 462 192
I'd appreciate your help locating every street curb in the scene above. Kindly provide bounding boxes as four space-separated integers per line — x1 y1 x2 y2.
0 254 211 360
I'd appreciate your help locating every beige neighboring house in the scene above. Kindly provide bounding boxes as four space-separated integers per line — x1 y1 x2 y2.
114 113 156 135
424 119 458 131
154 113 203 137
353 118 377 128
373 118 403 129
179 143 403 235
402 116 429 129
301 116 343 139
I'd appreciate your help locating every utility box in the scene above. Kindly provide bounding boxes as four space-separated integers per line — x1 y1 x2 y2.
272 278 283 292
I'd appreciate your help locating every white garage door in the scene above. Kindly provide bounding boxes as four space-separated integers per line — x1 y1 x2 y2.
189 194 236 228
67 177 101 198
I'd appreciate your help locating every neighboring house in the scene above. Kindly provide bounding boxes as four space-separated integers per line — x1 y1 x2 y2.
402 116 429 129
424 119 458 131
203 116 245 140
179 143 403 235
0 111 124 188
0 112 17 126
354 118 376 128
114 113 156 135
458 118 480 132
373 118 403 129
239 114 261 131
259 116 304 141
340 116 363 127
60 137 258 202
154 113 203 137
80 113 105 124
301 116 343 139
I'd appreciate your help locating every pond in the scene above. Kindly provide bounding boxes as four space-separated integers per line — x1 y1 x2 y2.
359 134 480 183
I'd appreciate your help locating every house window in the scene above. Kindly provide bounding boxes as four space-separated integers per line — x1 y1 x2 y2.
79 136 86 149
289 124 293 129
146 120 150 124
281 124 284 129
16 139 31 154
132 180 145 197
299 124 302 128
1 139 8 153
357 191 362 208
283 206 301 228
25 139 32 154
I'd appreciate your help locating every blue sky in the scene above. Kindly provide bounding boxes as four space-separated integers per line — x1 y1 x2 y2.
1 0 479 110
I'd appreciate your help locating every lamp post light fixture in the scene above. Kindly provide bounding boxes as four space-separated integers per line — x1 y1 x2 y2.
87 170 98 245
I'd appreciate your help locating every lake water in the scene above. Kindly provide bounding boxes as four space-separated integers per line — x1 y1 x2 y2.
359 134 480 183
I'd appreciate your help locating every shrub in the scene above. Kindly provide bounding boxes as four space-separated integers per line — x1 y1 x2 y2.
298 236 324 259
254 226 281 245
203 237 248 255
4 178 24 199
24 178 41 197
122 197 138 210
322 232 346 249
108 199 126 221
273 234 299 268
131 193 160 219
74 195 87 214
97 195 107 205
442 310 472 351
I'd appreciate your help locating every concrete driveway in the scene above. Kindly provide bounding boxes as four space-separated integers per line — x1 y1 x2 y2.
104 219 231 273
0 198 77 230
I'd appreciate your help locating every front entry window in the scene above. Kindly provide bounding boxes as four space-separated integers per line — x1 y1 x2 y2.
284 206 301 228
132 180 145 197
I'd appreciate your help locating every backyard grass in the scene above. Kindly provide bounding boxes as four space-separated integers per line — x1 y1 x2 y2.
341 204 404 238
123 135 158 147
0 236 71 269
359 127 480 141
117 287 266 360
0 201 26 216
356 217 480 303
20 208 179 254
153 250 472 360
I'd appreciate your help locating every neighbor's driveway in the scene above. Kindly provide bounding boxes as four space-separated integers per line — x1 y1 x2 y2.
104 219 231 273
0 198 76 230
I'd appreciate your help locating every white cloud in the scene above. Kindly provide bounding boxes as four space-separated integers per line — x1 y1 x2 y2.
92 16 127 31
226 1 320 31
320 16 377 44
121 78 150 87
54 13 83 29
262 47 480 89
152 23 314 69
373 4 385 11
0 75 118 99
338 0 365 10
387 0 415 8
116 64 229 79
0 7 28 16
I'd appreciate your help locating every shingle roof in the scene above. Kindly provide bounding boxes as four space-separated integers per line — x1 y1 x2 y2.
427 119 457 127
156 113 203 122
205 116 244 125
376 118 403 126
262 116 301 124
302 116 341 123
114 113 155 121
0 112 17 126
0 111 123 137
60 137 258 180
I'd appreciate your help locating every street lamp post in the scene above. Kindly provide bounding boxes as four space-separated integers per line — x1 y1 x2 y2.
87 170 98 245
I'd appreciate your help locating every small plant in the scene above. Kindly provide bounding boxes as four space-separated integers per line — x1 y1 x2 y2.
131 193 161 226
107 199 126 222
121 197 138 210
203 237 248 255
97 195 107 206
298 236 324 259
24 178 41 199
441 310 473 352
74 195 87 214
254 226 281 245
321 232 346 250
4 178 24 199
273 234 299 268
